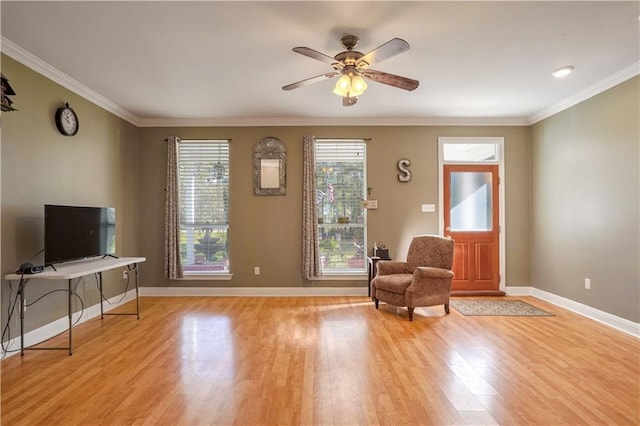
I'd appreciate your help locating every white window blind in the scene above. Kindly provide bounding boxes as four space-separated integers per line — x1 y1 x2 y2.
179 141 229 226
316 141 365 163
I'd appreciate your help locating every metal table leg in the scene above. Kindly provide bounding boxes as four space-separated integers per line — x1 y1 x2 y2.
68 278 72 356
19 278 26 356
99 272 104 319
135 264 140 320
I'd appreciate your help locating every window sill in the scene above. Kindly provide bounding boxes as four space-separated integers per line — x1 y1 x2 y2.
312 274 368 281
178 273 233 281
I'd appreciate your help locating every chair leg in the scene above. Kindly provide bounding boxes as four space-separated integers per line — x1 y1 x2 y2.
445 303 450 314
374 298 379 309
408 307 414 321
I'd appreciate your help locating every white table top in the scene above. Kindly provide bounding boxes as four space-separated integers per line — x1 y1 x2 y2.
5 256 146 281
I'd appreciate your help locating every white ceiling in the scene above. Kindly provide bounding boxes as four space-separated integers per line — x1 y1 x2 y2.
1 1 638 127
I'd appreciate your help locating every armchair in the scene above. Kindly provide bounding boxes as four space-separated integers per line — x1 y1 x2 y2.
371 235 454 321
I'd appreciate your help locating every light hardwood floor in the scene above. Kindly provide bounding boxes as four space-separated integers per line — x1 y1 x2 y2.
1 296 638 425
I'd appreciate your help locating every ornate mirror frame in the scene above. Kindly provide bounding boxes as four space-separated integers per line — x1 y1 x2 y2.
253 137 286 196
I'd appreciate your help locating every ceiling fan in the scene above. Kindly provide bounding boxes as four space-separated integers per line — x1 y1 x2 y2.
282 34 419 107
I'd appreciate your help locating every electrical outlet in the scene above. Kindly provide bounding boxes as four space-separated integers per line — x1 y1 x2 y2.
123 270 128 280
585 278 591 290
254 267 260 275
23 299 27 312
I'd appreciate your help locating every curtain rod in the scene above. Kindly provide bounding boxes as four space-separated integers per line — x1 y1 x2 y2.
164 138 232 142
164 137 370 142
312 137 372 142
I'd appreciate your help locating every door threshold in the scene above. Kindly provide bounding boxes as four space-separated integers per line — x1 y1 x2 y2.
451 290 506 297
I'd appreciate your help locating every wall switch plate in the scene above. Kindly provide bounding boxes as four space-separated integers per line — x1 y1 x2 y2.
254 267 260 275
421 204 436 213
123 270 128 280
585 278 591 290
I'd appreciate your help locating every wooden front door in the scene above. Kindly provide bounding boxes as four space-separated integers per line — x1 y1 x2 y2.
443 164 500 292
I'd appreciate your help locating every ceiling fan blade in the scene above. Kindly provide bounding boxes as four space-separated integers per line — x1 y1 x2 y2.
364 69 419 91
356 38 410 68
343 96 358 107
282 72 340 91
292 47 341 67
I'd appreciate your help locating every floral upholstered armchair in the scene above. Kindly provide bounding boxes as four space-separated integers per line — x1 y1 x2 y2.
371 235 454 321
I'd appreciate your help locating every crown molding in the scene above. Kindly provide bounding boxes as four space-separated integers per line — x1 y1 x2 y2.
1 36 142 126
136 116 530 127
528 61 640 125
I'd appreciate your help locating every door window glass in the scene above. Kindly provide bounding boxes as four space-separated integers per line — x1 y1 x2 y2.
450 171 492 231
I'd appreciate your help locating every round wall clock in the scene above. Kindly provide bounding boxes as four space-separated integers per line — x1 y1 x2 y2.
55 103 79 136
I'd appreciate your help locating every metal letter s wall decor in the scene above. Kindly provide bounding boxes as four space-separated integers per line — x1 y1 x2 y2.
397 158 411 182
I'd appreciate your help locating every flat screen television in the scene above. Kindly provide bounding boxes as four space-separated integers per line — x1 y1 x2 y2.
44 204 116 267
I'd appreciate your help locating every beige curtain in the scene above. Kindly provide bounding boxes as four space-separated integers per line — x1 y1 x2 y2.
302 135 322 279
165 136 183 279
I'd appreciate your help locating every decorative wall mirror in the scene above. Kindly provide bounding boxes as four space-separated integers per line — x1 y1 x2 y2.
253 137 286 195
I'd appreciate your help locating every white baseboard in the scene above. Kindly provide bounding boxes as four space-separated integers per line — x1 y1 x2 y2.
504 286 533 296
1 289 137 359
506 285 639 338
140 286 368 297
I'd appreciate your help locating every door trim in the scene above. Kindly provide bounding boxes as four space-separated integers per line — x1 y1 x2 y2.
437 137 505 292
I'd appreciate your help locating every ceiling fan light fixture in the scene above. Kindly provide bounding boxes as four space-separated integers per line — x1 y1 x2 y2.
285 34 418 105
349 75 368 97
333 74 352 97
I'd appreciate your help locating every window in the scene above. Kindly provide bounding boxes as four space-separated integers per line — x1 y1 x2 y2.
442 141 500 163
178 140 230 274
315 139 367 274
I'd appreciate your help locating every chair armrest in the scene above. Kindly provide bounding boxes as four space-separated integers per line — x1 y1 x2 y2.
406 267 454 304
414 266 454 279
376 260 407 275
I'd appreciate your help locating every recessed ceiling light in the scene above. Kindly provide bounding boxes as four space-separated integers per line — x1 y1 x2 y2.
552 66 575 78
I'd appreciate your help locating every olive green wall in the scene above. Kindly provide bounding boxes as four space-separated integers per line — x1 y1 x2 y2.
1 55 140 335
138 126 531 289
531 77 640 322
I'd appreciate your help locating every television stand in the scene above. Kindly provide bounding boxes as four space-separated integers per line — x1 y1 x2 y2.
4 256 145 356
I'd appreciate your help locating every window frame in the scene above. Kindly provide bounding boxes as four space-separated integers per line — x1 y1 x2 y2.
314 138 368 278
178 139 232 279
438 136 505 291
